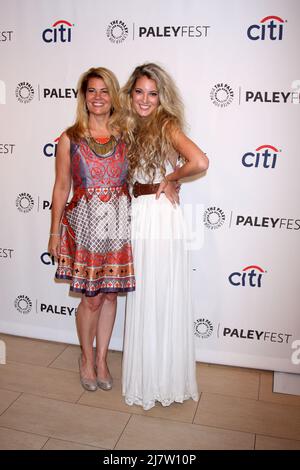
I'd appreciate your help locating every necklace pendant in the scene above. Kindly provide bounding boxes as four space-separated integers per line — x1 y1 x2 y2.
86 134 117 157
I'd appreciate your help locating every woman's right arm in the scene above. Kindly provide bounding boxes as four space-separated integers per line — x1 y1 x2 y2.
48 132 72 258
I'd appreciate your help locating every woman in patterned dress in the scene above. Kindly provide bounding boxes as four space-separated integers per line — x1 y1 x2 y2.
48 67 135 392
120 63 209 410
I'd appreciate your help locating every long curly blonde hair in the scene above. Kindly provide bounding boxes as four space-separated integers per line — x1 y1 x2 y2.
67 67 120 142
119 63 185 182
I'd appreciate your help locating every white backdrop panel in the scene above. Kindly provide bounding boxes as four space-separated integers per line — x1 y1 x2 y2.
0 0 299 373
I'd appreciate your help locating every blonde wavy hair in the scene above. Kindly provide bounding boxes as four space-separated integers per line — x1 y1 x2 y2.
67 67 120 142
119 63 185 182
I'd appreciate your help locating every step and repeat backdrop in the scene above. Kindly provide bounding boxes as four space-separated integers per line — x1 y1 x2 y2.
1 0 299 373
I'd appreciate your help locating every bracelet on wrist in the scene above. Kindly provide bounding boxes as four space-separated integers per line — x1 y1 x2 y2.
50 233 60 236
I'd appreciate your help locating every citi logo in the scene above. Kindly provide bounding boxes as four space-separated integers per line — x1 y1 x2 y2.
228 265 266 287
242 144 280 169
247 15 285 41
41 252 55 265
43 137 59 157
42 20 74 43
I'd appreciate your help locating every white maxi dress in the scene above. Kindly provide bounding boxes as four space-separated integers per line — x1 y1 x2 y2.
122 161 199 411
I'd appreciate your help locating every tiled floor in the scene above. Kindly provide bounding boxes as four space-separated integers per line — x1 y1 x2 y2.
0 333 300 450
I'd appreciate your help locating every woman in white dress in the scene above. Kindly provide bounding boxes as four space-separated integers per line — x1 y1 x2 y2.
120 63 209 410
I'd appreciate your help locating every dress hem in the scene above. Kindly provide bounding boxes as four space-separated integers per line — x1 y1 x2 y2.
123 392 199 411
55 274 135 295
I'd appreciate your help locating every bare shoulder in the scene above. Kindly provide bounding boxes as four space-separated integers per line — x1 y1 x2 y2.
169 127 198 153
169 127 192 149
58 131 71 148
169 126 209 169
55 131 72 171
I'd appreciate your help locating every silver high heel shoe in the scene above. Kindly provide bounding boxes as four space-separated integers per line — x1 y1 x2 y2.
96 363 113 391
97 376 113 391
78 355 97 392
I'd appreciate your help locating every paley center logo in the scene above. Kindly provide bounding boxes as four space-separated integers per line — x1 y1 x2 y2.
242 144 281 169
15 82 34 103
221 326 292 344
39 302 77 316
211 83 299 106
106 20 129 43
42 20 74 43
194 318 214 339
203 207 226 229
247 15 286 41
41 87 77 100
244 88 299 104
234 213 300 231
228 265 266 288
106 19 211 43
14 295 32 314
16 193 34 213
137 24 210 38
210 83 234 107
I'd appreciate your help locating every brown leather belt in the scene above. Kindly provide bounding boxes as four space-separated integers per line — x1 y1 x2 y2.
132 181 160 198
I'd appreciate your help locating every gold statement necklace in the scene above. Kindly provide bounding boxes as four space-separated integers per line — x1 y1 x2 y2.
86 130 117 157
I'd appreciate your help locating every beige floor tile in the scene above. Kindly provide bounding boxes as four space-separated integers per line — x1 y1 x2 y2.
48 344 80 372
0 333 67 367
79 377 132 415
107 350 123 379
255 434 300 450
195 392 300 440
42 438 104 450
0 393 130 449
259 372 300 407
79 377 199 423
207 363 265 373
0 426 47 450
50 346 122 379
2 334 299 451
197 363 259 399
0 361 83 402
115 414 254 450
196 361 210 368
0 388 21 414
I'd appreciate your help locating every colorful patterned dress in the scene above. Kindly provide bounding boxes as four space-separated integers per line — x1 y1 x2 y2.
55 136 135 296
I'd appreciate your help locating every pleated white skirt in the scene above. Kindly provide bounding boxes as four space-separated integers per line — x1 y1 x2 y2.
122 193 199 410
